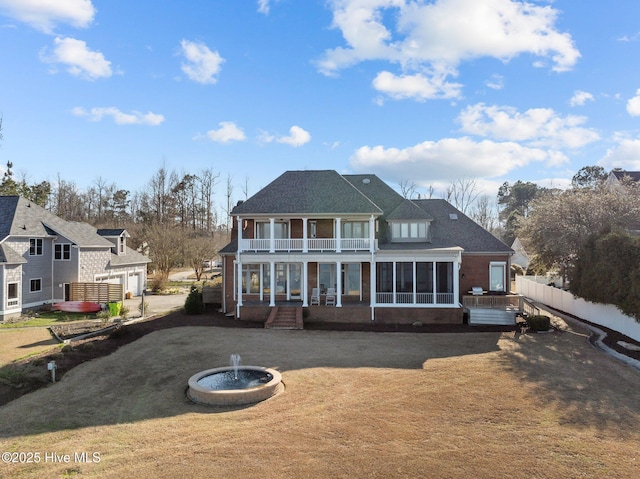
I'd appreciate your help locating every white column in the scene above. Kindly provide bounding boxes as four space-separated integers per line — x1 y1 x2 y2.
269 218 275 253
302 260 309 307
413 261 417 304
392 261 397 304
370 256 376 321
335 217 341 253
453 259 461 305
237 216 243 253
269 261 276 306
433 262 438 304
236 260 243 318
369 215 376 252
302 217 308 253
336 260 342 307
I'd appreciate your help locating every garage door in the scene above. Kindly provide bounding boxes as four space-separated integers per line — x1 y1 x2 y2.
128 273 142 296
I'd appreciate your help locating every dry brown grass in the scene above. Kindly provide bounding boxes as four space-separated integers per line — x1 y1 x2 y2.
1 318 639 478
0 329 58 366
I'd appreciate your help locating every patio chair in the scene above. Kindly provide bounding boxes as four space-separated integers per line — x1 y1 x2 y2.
310 288 320 305
325 287 336 306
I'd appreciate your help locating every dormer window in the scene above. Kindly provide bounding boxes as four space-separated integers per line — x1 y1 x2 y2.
391 221 428 242
119 236 126 254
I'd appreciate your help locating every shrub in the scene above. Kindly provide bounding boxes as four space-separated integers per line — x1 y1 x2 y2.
184 285 204 315
138 300 149 316
527 315 551 332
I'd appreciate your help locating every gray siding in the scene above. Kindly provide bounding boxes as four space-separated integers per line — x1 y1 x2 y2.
6 237 53 307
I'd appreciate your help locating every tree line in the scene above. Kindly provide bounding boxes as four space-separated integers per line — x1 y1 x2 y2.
0 160 236 290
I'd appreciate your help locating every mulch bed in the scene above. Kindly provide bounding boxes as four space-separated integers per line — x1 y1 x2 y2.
1 306 638 407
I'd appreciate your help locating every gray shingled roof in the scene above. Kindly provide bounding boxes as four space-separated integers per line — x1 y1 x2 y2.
410 199 512 253
386 199 433 221
611 170 640 182
231 170 383 216
1 196 118 247
98 228 129 237
343 174 405 217
0 244 27 264
110 246 152 266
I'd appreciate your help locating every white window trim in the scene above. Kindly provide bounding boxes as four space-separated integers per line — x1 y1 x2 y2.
54 243 71 261
29 238 43 256
489 261 507 292
7 282 19 307
29 278 43 293
390 221 428 242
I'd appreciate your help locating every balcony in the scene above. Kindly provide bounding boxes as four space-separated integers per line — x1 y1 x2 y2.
239 237 376 253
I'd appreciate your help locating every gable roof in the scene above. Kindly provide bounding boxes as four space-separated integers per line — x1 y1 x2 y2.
386 199 433 221
231 170 383 216
343 174 405 218
610 170 640 182
0 196 115 247
98 228 129 237
0 243 26 264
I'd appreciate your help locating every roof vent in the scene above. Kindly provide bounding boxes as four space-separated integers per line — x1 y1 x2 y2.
449 213 458 220
362 178 371 184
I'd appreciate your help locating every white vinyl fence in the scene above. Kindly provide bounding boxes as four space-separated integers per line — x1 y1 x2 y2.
516 276 640 342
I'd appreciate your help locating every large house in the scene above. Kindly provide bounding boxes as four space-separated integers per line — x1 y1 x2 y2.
0 196 150 321
219 170 515 326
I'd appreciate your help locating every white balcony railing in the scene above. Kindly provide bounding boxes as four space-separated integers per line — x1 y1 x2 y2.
239 238 374 253
375 292 455 305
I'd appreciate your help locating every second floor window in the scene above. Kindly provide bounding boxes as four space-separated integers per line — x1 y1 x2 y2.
342 221 369 238
29 238 43 256
54 244 71 260
256 221 288 239
391 222 428 242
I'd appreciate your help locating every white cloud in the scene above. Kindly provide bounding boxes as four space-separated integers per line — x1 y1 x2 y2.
0 0 95 33
72 106 164 125
457 103 600 149
41 36 112 80
372 70 462 101
180 39 224 84
257 0 270 15
570 90 594 107
485 74 504 91
626 89 640 116
201 121 246 143
319 0 579 100
259 126 311 147
600 138 640 170
350 137 568 185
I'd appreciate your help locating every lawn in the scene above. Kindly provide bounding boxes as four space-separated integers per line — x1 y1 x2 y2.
0 316 639 478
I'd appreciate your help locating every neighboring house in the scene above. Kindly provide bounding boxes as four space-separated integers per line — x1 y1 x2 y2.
604 169 640 191
219 170 514 325
510 237 530 271
604 170 640 234
0 196 150 321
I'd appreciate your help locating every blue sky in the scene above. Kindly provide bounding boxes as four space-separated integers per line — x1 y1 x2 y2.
1 0 640 205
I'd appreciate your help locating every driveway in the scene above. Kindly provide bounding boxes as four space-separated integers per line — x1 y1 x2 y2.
123 292 188 319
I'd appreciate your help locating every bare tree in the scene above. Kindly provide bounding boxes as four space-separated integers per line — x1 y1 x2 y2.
242 175 250 200
142 223 186 290
469 193 498 232
223 174 234 231
399 179 417 199
445 177 481 214
184 233 218 281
